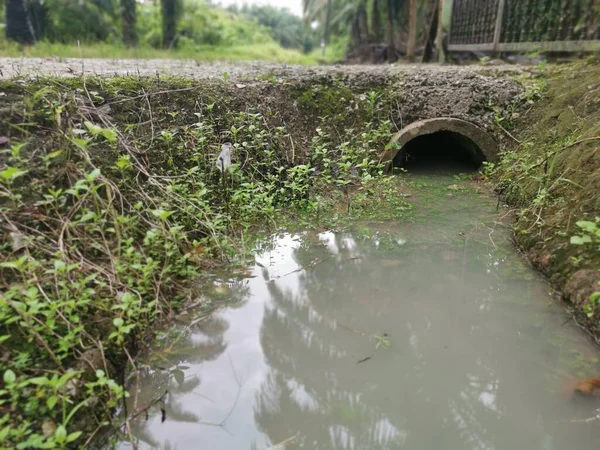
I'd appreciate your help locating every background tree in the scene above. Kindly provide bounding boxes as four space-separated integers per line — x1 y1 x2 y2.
121 0 137 47
161 0 178 48
371 0 383 42
231 4 309 50
406 0 416 61
386 0 395 60
5 0 35 44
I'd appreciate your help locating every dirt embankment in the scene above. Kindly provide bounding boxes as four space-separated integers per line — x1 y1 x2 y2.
495 59 600 340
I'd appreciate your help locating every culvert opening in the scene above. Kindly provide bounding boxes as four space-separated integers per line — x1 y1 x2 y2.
394 131 486 173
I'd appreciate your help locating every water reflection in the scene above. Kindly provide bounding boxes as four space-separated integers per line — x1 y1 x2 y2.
117 176 600 450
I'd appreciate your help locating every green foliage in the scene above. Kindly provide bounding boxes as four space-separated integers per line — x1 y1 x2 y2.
0 0 322 63
570 218 600 249
229 3 314 51
570 218 600 318
0 77 405 447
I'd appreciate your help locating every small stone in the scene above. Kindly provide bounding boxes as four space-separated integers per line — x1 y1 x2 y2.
447 184 460 191
41 419 56 437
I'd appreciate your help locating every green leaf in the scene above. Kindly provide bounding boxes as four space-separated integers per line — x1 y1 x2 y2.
84 121 117 143
570 235 592 245
55 425 67 440
3 370 16 384
0 166 27 181
173 369 185 385
113 317 124 328
151 208 173 220
47 395 58 410
116 155 132 170
78 211 96 222
84 121 102 135
73 137 90 149
101 128 117 143
45 150 63 160
576 221 598 234
0 425 10 442
87 169 101 181
67 431 82 443
29 376 50 386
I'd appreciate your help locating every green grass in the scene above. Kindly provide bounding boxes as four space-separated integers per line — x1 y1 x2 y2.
0 40 337 65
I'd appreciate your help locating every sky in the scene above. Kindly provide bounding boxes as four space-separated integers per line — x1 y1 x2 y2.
215 0 304 17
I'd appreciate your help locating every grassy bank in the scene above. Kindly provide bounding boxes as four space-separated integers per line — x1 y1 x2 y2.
493 58 600 338
0 41 341 65
0 74 413 447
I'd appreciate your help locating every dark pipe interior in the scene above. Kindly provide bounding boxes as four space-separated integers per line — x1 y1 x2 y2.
393 131 486 174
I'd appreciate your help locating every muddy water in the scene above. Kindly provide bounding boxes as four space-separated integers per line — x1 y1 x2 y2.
117 174 600 450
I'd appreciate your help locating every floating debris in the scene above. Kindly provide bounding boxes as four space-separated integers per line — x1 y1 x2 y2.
267 436 297 450
574 377 600 397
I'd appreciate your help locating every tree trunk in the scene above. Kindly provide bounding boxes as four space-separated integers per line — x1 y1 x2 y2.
407 0 417 61
5 0 36 44
436 0 444 62
121 0 138 47
372 0 383 42
321 0 333 57
358 4 370 43
386 0 396 62
161 0 177 49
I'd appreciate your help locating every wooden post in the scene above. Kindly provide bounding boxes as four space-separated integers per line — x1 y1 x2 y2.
407 0 417 62
493 0 506 55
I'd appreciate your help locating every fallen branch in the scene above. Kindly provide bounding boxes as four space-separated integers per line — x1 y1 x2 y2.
268 436 297 449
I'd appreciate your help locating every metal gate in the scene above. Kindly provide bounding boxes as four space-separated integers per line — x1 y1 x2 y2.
449 0 600 53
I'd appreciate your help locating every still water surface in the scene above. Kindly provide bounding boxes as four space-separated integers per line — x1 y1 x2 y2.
118 174 600 450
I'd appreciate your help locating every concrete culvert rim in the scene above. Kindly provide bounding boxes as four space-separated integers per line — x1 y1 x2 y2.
380 118 499 171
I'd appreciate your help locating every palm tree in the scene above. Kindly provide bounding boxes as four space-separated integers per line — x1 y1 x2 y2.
121 0 137 47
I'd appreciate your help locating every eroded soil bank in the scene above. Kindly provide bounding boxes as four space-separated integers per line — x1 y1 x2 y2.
0 61 599 447
493 59 600 341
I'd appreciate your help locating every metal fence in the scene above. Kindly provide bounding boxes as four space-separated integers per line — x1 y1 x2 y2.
448 0 600 53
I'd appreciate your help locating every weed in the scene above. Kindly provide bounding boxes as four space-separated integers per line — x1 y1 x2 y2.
372 333 391 350
570 218 600 249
